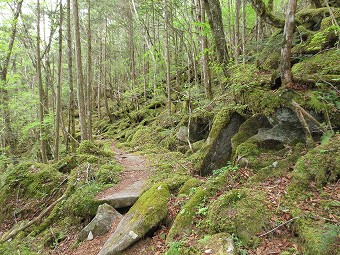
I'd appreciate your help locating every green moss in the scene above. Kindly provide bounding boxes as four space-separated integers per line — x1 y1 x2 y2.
95 163 122 184
127 182 170 234
288 135 340 194
53 155 78 173
167 187 210 243
292 49 340 84
296 219 339 255
164 174 190 194
178 178 202 195
231 114 271 156
206 188 269 246
62 183 104 219
77 140 112 157
0 240 40 255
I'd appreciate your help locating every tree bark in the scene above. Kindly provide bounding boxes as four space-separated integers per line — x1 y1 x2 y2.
72 0 88 141
248 0 285 28
54 0 63 161
164 0 171 117
0 0 23 151
280 0 297 88
87 0 93 141
37 0 48 163
66 0 76 152
203 0 229 76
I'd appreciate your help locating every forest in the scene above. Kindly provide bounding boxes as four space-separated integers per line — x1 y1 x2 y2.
0 0 339 254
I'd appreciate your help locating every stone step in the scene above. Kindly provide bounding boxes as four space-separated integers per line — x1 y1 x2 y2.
97 180 146 209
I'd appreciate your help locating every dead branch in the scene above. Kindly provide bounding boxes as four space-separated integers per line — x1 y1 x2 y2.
258 217 299 237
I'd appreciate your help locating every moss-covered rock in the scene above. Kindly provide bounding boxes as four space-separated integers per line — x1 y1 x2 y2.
231 114 272 156
98 183 170 255
292 49 340 85
77 140 112 157
206 188 269 246
296 219 339 255
164 174 191 194
194 108 245 176
288 134 340 193
178 178 203 195
166 187 210 243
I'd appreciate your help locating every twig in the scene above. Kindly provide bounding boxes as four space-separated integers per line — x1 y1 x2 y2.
258 217 299 237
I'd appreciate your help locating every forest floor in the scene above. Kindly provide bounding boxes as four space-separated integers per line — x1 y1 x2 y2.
49 142 340 255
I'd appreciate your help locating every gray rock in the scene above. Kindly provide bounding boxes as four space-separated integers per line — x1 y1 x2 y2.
275 107 300 124
196 109 245 176
251 122 305 149
177 126 189 142
78 203 122 242
98 183 170 255
201 233 236 255
98 180 146 209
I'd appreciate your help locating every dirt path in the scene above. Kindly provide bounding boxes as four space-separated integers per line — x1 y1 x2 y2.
51 143 150 255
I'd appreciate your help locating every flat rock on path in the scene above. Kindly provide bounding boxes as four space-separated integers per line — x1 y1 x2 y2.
96 145 150 209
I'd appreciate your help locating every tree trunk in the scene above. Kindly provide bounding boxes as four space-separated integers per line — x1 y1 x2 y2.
248 0 285 28
72 0 88 141
163 0 171 117
37 0 48 163
203 0 229 76
199 0 212 99
235 0 241 63
66 0 76 152
0 0 23 151
87 0 93 141
280 0 297 88
242 0 246 64
54 0 63 161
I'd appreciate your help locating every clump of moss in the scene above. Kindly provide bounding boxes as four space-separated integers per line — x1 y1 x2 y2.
77 140 112 157
95 163 122 184
292 49 340 84
296 219 339 255
206 188 269 246
178 178 202 195
62 182 104 219
164 174 191 194
288 134 340 193
231 114 272 156
166 187 210 243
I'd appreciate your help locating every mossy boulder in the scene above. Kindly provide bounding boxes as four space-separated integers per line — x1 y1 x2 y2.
206 188 269 246
231 114 272 156
288 134 340 193
98 183 170 255
296 219 339 255
194 108 245 176
166 187 210 243
77 140 112 157
292 49 340 85
178 178 202 195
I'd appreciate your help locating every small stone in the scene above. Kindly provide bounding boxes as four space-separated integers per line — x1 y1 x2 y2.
87 231 94 241
128 231 138 239
204 249 213 254
272 161 278 167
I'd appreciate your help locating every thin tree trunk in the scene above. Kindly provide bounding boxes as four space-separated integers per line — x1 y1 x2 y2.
72 0 88 140
37 0 48 163
54 0 63 161
163 0 171 117
235 0 241 63
242 0 246 64
87 0 92 141
0 0 23 151
280 0 297 88
66 0 76 152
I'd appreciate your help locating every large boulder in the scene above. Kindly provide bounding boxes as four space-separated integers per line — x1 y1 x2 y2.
194 108 245 176
78 203 122 242
98 183 170 255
